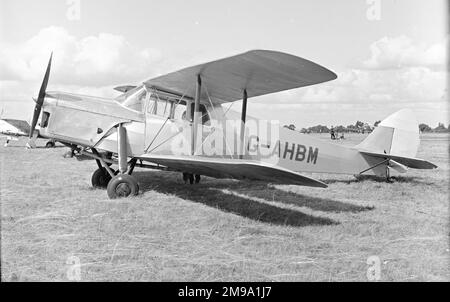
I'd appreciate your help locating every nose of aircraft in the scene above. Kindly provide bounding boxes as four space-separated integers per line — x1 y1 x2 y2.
30 52 52 139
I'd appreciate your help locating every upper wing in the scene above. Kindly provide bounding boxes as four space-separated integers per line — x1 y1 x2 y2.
137 154 327 188
144 50 337 105
360 151 437 169
1 119 30 135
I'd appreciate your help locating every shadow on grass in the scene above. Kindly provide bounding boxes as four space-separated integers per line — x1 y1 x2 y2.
133 171 347 227
2 145 66 149
323 174 436 186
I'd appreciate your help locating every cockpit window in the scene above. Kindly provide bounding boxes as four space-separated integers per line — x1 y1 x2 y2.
147 94 175 118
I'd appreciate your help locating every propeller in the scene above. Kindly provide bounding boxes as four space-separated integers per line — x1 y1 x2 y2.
30 52 52 139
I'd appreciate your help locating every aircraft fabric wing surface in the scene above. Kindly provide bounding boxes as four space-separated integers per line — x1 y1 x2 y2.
360 151 437 169
144 50 337 105
138 154 327 188
1 119 31 134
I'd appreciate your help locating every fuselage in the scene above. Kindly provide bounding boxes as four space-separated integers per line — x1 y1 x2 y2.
38 86 382 176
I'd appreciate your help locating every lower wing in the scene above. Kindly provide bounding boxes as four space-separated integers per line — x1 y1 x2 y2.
137 154 327 188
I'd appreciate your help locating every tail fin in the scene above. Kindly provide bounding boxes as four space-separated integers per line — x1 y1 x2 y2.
357 109 419 158
357 109 436 171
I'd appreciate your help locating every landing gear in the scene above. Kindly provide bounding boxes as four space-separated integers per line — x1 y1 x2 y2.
45 140 55 148
182 173 201 184
86 124 142 199
107 174 139 199
91 167 112 188
385 166 394 183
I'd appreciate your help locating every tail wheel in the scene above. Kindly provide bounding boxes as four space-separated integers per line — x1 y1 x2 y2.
107 174 139 199
91 167 112 188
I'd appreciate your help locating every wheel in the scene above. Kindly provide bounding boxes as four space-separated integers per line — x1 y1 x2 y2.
183 173 195 184
91 167 112 188
45 141 55 148
63 150 74 158
107 174 139 199
385 166 393 182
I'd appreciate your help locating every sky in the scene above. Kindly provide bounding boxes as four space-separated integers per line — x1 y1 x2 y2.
0 0 448 127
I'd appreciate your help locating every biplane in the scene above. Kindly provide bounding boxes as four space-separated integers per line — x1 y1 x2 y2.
0 109 55 147
29 50 437 198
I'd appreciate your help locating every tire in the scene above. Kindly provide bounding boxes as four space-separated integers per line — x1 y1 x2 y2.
91 167 112 188
45 141 55 148
107 174 139 199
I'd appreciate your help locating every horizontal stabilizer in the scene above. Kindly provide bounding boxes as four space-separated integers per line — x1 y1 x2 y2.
360 151 437 170
138 154 327 188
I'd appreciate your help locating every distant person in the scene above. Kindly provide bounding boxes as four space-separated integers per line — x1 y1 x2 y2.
330 126 336 140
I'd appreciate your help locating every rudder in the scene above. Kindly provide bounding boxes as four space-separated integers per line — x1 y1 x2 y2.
356 109 420 158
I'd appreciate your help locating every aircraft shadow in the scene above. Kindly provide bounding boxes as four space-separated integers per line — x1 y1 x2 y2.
323 175 435 186
223 182 374 213
132 171 371 227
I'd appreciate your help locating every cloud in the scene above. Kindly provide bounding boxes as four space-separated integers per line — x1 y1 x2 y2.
250 36 448 108
362 35 448 70
0 26 163 86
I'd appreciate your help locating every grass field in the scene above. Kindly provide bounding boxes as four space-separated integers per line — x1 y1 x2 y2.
1 133 448 281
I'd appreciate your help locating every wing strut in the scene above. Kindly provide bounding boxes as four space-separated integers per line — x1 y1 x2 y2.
239 89 248 159
191 74 202 155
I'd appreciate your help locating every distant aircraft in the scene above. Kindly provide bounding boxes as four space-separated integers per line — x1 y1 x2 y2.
27 50 437 199
0 109 55 147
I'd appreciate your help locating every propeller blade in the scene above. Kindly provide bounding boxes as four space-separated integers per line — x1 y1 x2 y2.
30 52 52 138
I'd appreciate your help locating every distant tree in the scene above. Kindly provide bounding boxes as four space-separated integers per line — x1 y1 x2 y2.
284 124 296 131
308 125 330 133
335 125 346 133
374 120 381 127
433 122 448 133
419 123 432 133
355 121 364 129
362 123 373 133
346 124 358 133
299 128 308 134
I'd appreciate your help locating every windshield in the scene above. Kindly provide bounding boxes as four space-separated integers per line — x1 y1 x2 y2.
116 85 147 112
115 85 145 104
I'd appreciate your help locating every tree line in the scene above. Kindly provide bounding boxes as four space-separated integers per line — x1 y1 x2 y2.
283 121 450 134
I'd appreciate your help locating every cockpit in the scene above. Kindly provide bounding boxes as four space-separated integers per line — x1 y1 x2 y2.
116 85 210 125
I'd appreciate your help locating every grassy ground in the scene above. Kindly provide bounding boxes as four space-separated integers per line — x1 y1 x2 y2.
1 133 448 281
